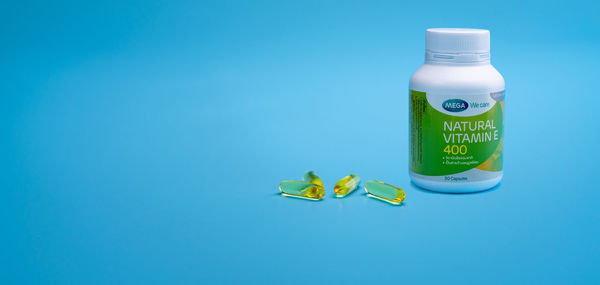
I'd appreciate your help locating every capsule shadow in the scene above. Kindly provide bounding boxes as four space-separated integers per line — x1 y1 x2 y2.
277 192 324 202
332 184 362 199
362 192 406 207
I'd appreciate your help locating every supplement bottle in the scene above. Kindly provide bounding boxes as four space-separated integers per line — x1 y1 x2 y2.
409 28 505 193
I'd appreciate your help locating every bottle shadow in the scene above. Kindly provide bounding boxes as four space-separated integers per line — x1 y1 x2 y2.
410 181 501 195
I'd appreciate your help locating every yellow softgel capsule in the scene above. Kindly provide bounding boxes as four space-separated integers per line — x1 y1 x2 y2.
303 171 324 190
279 180 324 200
333 174 361 197
364 180 405 205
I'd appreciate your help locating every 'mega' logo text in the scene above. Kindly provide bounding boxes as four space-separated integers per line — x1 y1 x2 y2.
442 99 469 112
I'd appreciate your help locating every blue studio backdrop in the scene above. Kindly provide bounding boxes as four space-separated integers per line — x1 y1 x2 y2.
2 0 600 284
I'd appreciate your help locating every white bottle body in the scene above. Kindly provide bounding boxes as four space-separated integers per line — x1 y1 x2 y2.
409 63 505 193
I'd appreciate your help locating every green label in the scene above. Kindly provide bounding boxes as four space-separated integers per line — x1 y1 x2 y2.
410 90 504 176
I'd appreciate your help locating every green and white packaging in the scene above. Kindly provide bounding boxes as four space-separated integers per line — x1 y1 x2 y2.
409 28 505 193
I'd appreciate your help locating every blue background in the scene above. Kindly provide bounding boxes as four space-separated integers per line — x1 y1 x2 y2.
3 0 600 283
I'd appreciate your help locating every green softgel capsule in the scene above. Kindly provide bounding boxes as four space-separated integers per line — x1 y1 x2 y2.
364 180 405 205
333 174 361 197
279 180 324 200
303 171 324 190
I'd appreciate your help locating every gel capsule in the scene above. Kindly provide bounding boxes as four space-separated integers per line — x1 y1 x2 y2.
303 171 324 190
364 180 405 205
333 174 361 197
279 180 324 200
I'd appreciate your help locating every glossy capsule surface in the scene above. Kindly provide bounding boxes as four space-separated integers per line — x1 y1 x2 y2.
303 171 324 190
333 174 361 197
279 180 324 200
364 180 405 205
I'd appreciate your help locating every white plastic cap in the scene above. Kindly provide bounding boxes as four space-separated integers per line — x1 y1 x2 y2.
426 28 490 53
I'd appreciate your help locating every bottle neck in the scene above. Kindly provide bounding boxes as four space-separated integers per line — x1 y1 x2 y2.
425 50 490 65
